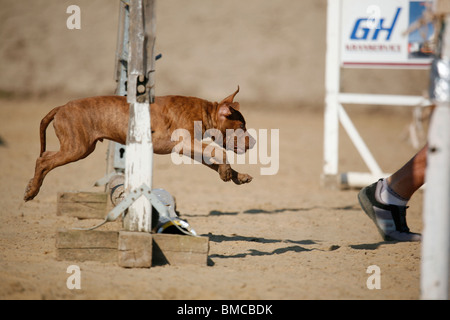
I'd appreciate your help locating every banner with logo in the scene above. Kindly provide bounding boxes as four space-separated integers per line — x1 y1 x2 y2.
340 0 434 68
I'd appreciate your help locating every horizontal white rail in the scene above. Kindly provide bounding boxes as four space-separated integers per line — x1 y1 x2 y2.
338 93 432 107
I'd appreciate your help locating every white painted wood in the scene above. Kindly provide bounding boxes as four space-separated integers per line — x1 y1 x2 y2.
338 93 431 107
340 172 390 188
124 0 155 232
323 0 342 178
338 104 383 176
124 102 153 232
421 6 450 300
421 105 450 300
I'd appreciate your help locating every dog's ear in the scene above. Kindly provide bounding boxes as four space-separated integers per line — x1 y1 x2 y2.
219 86 240 105
218 105 232 119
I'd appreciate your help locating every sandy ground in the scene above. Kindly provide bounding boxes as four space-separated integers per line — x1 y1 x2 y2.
0 97 425 300
0 0 432 300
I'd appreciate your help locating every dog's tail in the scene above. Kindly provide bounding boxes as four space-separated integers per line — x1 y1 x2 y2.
39 106 61 156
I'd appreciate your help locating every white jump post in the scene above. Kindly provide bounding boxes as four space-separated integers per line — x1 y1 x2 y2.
421 0 450 300
323 0 341 186
123 0 156 232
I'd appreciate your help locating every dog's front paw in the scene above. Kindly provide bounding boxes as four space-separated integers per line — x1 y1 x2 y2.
232 172 253 185
218 164 232 182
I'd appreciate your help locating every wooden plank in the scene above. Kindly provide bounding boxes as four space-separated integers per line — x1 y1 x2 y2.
144 0 156 103
55 229 119 263
114 1 127 83
118 231 153 268
55 231 209 267
127 0 144 103
56 248 117 263
152 233 209 266
57 192 108 219
56 229 118 249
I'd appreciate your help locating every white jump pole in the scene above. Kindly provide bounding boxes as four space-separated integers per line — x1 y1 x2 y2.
323 0 341 184
421 1 450 300
123 0 156 232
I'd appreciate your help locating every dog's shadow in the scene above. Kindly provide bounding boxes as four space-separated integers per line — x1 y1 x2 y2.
183 205 362 265
207 207 314 216
206 205 360 217
0 135 6 147
349 241 402 250
204 233 319 266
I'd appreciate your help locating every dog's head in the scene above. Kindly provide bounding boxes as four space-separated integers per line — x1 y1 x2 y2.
216 86 256 154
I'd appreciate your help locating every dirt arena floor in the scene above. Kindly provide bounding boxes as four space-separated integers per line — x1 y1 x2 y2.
0 0 433 301
0 97 425 300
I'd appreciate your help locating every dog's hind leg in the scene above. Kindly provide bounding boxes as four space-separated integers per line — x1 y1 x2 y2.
24 143 97 201
24 116 98 201
24 151 58 201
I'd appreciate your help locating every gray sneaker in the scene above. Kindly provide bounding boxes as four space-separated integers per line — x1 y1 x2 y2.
358 180 421 242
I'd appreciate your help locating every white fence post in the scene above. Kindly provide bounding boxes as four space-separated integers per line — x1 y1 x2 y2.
421 1 450 300
123 0 156 232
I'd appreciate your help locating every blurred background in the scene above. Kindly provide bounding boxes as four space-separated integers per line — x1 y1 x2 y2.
0 0 430 107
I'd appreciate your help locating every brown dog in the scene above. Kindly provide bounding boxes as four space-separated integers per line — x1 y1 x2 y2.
24 87 255 201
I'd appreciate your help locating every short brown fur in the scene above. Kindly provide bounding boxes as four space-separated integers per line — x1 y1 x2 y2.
24 88 255 201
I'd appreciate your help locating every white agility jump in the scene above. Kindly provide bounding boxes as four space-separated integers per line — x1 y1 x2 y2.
325 0 450 300
324 0 433 189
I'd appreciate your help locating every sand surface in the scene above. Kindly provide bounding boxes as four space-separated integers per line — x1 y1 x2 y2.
0 0 429 300
0 98 425 299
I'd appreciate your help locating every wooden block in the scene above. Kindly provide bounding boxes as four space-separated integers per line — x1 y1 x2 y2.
57 248 118 263
56 229 118 263
56 229 118 248
118 231 153 268
152 233 209 266
57 192 108 219
55 230 209 267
